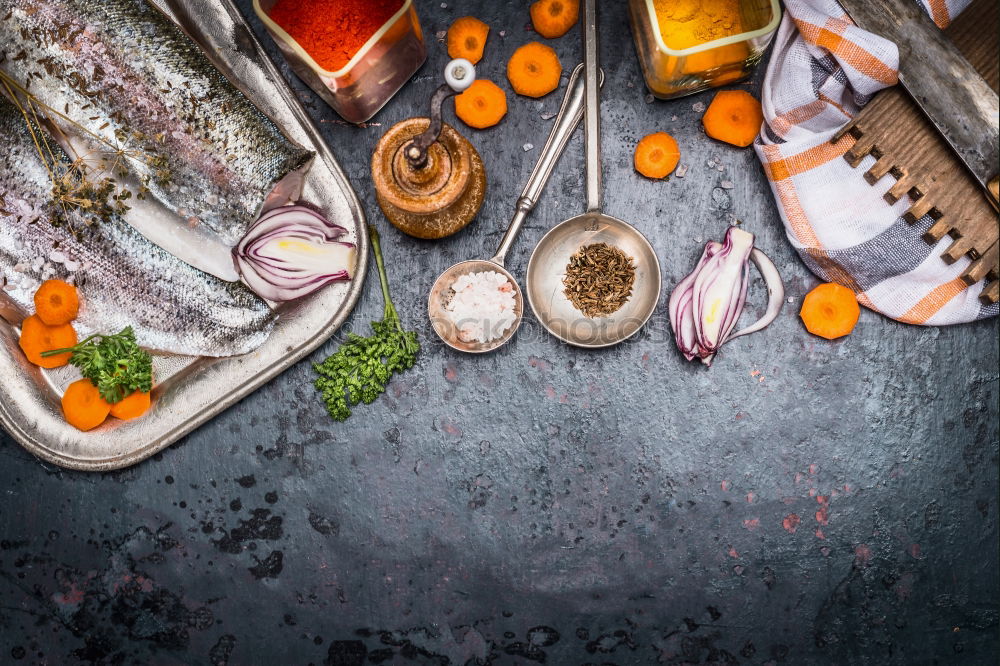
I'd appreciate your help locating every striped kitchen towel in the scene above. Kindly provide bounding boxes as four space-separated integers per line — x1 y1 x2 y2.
754 0 998 325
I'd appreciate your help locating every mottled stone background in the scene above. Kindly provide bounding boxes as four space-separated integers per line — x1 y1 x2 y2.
1 1 997 664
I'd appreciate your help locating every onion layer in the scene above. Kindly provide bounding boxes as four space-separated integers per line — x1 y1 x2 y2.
668 227 783 365
235 205 356 302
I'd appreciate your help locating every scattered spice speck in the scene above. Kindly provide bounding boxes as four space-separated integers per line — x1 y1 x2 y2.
644 93 654 104
436 30 446 42
499 30 506 37
782 514 801 533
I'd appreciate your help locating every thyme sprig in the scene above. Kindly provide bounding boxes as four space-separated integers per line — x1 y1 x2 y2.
0 70 170 229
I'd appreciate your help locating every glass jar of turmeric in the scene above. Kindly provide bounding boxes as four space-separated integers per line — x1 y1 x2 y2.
628 0 781 99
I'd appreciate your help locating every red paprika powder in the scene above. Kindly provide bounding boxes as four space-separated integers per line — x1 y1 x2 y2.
269 0 405 72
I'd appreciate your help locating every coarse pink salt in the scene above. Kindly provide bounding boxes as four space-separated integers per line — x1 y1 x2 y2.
444 270 517 344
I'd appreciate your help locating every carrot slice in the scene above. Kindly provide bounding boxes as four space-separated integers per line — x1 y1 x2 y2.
702 90 764 147
530 0 579 38
109 390 151 421
34 279 79 325
18 315 77 368
506 42 561 98
800 283 860 339
634 132 681 179
62 378 111 431
447 16 490 64
455 79 508 129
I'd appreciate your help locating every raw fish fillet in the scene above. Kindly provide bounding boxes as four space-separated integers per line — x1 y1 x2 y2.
0 93 275 357
0 0 314 246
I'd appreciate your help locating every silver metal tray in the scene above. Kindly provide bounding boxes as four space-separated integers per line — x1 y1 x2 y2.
0 0 369 471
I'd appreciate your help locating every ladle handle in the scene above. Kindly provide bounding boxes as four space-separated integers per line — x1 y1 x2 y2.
491 63 594 265
582 0 601 214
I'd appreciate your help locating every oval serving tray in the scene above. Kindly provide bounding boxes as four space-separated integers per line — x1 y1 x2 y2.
0 0 368 471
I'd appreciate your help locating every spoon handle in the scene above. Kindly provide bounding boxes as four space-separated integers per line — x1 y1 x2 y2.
491 63 598 266
582 0 602 214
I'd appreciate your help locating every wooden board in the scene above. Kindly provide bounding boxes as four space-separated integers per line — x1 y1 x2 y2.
832 0 999 304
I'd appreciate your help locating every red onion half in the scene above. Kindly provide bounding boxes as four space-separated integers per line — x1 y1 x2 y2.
669 227 784 365
235 205 356 302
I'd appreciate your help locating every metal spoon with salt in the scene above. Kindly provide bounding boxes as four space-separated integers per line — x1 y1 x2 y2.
428 63 601 353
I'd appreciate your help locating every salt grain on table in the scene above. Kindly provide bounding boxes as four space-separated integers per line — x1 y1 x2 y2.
523 143 534 152
436 30 446 42
692 101 705 112
720 180 734 189
644 93 654 104
674 164 688 178
540 112 556 120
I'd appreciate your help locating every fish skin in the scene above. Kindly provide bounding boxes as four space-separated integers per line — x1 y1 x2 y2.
0 94 275 357
0 0 314 247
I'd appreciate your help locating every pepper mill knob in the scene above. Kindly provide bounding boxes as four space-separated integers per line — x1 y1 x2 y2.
444 58 475 92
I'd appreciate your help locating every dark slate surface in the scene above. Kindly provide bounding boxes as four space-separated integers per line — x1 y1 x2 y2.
1 1 997 664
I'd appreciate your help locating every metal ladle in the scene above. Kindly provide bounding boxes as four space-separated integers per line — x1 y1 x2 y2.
428 63 602 353
526 0 662 348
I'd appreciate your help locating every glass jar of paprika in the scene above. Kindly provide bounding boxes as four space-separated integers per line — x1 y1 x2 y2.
253 0 426 123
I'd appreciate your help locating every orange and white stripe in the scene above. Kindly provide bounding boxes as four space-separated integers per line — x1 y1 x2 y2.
754 0 990 325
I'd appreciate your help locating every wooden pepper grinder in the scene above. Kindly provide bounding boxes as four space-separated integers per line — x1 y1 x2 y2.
372 59 487 240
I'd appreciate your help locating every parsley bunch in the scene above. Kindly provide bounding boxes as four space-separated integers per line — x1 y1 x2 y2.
314 225 419 421
43 326 152 403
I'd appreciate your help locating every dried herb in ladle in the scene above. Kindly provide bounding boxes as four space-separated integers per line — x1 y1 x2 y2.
562 242 636 318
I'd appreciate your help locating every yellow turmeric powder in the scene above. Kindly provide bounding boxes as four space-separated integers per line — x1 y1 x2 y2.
653 0 744 49
652 0 750 80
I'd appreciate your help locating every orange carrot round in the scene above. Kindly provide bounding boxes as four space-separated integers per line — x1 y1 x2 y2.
18 315 77 368
62 378 111 431
800 283 860 339
34 279 79 325
702 90 764 147
447 16 490 65
455 79 508 129
634 132 681 179
109 390 151 421
507 42 561 98
530 0 579 38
